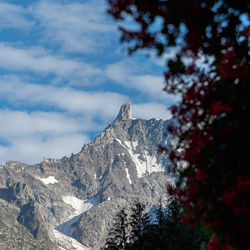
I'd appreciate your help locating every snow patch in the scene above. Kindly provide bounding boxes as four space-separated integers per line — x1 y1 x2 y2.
62 196 97 216
131 141 138 149
53 229 89 250
37 176 58 185
115 138 164 178
54 196 99 249
125 141 164 178
125 168 132 184
114 138 127 148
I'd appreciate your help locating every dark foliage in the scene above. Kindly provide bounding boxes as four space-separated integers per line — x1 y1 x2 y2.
107 1 250 249
104 207 129 250
103 199 208 250
128 199 150 244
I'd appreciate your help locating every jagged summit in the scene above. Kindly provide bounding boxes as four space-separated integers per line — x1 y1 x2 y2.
0 104 173 250
114 102 132 122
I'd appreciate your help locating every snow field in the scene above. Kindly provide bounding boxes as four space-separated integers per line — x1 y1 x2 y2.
54 196 99 250
114 138 164 178
37 176 58 185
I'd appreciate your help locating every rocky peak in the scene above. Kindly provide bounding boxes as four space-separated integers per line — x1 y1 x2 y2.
114 103 132 122
0 105 173 250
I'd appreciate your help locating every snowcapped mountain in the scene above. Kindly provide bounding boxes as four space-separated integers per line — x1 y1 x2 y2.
0 103 173 249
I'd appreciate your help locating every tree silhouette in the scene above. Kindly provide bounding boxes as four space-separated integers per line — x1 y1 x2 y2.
128 200 150 246
104 207 129 250
103 199 207 250
107 1 250 249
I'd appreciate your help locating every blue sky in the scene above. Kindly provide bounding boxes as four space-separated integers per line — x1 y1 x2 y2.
0 0 176 164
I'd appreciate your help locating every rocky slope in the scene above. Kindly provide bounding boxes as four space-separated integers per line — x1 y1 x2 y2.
0 103 173 249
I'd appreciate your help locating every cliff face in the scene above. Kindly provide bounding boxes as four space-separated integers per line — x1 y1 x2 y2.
0 104 173 249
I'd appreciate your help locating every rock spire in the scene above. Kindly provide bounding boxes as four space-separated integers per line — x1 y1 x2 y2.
115 103 132 122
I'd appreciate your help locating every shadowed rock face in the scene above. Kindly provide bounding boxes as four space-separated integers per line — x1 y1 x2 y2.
114 102 132 122
0 103 173 250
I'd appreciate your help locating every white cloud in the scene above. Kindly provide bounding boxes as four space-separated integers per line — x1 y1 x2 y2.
132 74 165 96
0 44 103 84
0 109 93 164
133 103 171 120
31 0 115 53
0 102 171 165
0 110 94 137
0 133 89 165
0 75 129 119
0 2 34 30
0 0 175 165
105 60 177 103
106 62 130 84
151 47 180 67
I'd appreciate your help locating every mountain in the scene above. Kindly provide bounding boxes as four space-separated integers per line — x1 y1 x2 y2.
0 103 173 250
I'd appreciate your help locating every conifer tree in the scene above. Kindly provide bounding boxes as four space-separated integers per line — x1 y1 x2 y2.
103 207 128 250
128 200 150 246
155 197 165 230
153 197 167 249
164 199 180 249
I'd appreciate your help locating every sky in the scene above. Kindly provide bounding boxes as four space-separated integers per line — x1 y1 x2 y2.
0 0 176 164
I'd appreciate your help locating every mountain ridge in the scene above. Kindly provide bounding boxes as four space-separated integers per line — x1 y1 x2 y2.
0 103 173 249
